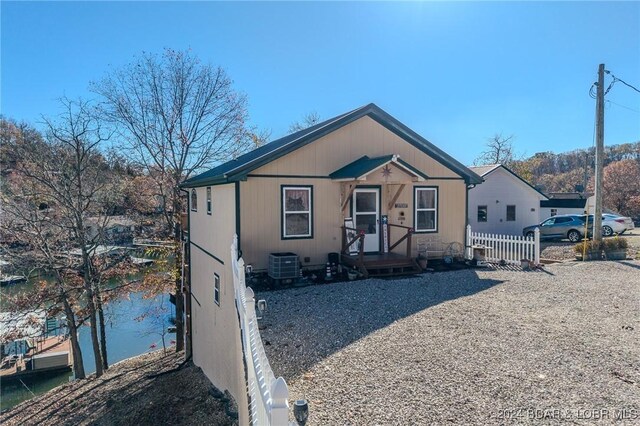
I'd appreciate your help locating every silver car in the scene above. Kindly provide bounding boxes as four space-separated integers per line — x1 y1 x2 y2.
602 214 635 236
523 214 590 242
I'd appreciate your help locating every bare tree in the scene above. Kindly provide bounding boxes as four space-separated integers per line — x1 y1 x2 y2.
288 111 321 133
0 100 131 377
474 133 517 166
1 175 87 379
92 49 253 352
92 48 251 234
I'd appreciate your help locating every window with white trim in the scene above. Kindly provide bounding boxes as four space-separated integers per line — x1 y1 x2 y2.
282 186 312 238
214 273 220 306
414 187 438 232
206 187 212 215
190 189 197 212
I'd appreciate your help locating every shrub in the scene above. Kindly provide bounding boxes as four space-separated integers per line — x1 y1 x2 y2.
574 240 603 254
603 237 628 251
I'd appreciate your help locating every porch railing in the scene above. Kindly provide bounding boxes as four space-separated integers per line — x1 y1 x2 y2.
466 225 540 265
387 223 414 258
232 235 289 425
341 224 414 258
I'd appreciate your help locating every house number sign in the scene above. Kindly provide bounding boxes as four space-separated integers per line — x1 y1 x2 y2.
394 203 408 208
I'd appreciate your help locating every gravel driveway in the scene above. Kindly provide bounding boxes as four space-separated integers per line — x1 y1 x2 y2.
259 261 640 425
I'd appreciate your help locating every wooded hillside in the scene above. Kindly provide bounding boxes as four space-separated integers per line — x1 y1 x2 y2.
511 141 640 219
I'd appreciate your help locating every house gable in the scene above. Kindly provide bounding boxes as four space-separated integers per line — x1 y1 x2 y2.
249 115 467 180
472 165 548 201
182 104 483 187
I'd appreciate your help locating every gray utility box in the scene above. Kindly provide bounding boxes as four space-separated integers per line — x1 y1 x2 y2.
268 252 299 280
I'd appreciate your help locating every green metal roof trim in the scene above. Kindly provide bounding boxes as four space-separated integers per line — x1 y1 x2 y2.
182 103 483 188
329 155 429 181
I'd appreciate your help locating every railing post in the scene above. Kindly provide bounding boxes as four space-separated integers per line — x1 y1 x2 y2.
269 377 290 425
534 227 540 265
358 233 365 264
244 286 255 315
406 229 413 259
465 225 472 259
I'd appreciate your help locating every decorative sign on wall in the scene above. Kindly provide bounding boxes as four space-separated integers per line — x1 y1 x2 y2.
381 165 393 180
381 215 389 253
395 203 408 208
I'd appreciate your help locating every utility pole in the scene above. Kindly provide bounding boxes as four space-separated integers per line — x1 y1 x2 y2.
593 63 605 244
583 152 589 195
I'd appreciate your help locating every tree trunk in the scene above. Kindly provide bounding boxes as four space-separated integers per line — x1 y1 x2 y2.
95 288 109 371
61 292 85 379
174 236 185 352
85 285 104 377
173 193 185 353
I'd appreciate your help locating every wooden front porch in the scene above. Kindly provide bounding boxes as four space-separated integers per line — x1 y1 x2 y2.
341 223 421 278
341 252 421 278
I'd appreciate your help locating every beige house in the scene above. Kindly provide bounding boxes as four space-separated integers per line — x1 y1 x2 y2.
180 103 482 418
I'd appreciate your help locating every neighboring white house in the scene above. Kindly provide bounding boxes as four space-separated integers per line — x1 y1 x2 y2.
468 164 549 235
539 193 592 219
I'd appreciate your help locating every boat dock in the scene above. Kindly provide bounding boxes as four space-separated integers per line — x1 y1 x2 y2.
0 336 73 382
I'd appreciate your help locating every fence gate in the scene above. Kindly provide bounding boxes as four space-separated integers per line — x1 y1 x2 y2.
466 225 540 266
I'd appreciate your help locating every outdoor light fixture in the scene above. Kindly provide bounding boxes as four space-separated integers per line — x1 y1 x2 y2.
256 299 267 320
293 399 309 426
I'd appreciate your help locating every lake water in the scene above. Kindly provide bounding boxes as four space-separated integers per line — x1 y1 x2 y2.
0 276 174 411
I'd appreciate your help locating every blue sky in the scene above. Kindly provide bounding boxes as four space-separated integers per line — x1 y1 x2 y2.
2 1 639 165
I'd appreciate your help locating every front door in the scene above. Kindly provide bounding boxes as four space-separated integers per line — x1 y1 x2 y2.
353 188 380 253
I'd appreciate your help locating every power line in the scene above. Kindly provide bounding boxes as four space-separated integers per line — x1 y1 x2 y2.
604 70 640 94
606 99 640 114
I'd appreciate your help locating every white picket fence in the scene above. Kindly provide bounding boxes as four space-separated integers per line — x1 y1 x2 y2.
232 235 290 425
466 225 540 266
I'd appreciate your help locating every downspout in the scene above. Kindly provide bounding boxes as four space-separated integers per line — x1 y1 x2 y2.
179 187 193 361
235 181 241 257
465 182 475 258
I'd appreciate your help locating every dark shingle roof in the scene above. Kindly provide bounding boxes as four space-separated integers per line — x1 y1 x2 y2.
540 199 587 208
182 103 483 187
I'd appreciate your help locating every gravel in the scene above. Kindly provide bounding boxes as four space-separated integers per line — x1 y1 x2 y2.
259 261 640 425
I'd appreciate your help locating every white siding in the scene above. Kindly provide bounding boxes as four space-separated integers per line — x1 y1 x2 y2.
469 167 547 235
